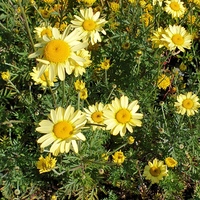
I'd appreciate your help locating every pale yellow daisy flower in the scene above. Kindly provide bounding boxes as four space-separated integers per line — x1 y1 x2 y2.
103 95 143 137
164 0 186 18
28 26 88 81
30 66 57 87
36 106 87 155
174 92 200 116
151 27 168 48
84 102 107 130
71 7 107 45
34 26 53 41
161 25 193 52
70 49 92 77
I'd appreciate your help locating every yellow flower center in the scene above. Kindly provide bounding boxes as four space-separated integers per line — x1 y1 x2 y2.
170 2 180 11
82 19 96 31
91 111 103 123
41 28 52 38
44 39 71 63
116 109 131 124
150 166 161 177
172 34 184 45
53 121 74 139
182 99 194 109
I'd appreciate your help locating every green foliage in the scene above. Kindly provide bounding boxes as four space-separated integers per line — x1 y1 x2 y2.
0 0 200 199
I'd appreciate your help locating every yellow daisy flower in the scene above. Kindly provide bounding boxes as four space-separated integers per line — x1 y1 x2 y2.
112 150 126 165
157 74 171 90
70 49 92 77
36 154 56 174
28 26 88 81
103 95 143 137
174 92 200 116
165 157 178 167
34 26 53 41
30 67 57 87
36 106 87 155
143 158 168 184
161 25 193 52
84 102 107 130
71 7 107 45
164 0 186 18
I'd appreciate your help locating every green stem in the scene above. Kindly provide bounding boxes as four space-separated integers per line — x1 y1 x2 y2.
18 0 35 51
43 73 57 108
161 103 169 133
105 69 108 87
62 80 65 107
108 143 128 155
77 91 80 110
105 84 116 104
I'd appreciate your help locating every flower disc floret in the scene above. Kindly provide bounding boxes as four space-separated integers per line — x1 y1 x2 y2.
44 40 71 63
103 95 143 137
36 106 87 155
53 121 73 139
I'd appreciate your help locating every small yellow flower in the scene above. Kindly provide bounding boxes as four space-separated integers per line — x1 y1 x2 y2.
36 154 56 174
80 88 88 100
110 2 120 12
187 15 196 24
179 63 187 71
1 71 10 81
139 0 147 7
100 59 111 70
102 153 109 161
140 12 153 27
51 195 57 200
74 79 85 91
81 0 96 5
112 150 126 165
128 136 135 144
165 157 178 168
157 74 171 90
